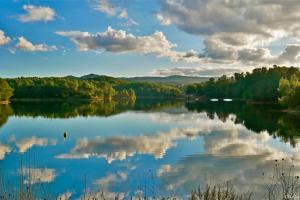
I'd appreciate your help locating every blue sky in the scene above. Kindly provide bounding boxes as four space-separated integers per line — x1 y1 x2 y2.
1 0 300 77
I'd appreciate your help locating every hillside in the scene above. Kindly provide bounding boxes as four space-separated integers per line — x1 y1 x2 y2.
64 74 212 85
121 75 212 85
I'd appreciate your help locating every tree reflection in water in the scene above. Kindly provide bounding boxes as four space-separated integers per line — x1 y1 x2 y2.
0 100 300 146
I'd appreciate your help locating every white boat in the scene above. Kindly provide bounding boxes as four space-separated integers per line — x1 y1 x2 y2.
223 99 233 102
210 98 219 102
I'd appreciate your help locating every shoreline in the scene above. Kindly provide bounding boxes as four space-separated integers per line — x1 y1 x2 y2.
4 98 299 113
9 97 185 102
6 98 280 104
10 98 95 102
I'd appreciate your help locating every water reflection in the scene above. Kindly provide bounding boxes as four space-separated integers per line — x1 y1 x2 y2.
56 125 201 163
186 102 300 146
1 101 299 146
0 100 300 199
0 104 12 127
9 99 183 118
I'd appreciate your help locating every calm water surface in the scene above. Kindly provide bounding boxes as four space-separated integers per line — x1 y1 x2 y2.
0 100 300 199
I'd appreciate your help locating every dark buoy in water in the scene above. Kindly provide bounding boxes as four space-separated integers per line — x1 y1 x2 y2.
63 131 68 139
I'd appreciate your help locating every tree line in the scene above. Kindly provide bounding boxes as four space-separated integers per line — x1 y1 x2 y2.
1 66 300 109
186 65 300 109
0 76 183 102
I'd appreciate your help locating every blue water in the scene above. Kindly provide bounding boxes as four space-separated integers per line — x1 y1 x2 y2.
0 101 299 199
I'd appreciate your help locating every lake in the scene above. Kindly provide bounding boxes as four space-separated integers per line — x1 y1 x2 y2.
0 100 300 199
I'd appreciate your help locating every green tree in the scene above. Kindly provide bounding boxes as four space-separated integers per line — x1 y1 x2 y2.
0 79 13 102
278 74 300 109
185 66 300 101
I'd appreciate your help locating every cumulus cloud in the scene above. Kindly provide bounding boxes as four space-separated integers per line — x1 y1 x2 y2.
56 132 178 163
0 143 11 160
53 110 300 197
20 168 56 184
157 164 173 177
157 0 300 65
0 137 57 159
277 44 300 64
156 124 297 198
56 27 198 62
0 30 11 46
151 66 245 77
92 0 138 26
156 13 172 26
92 0 117 17
79 190 125 200
96 171 128 188
55 112 258 163
140 112 300 198
59 110 296 198
19 5 56 22
158 0 300 37
15 136 57 153
57 192 72 200
56 112 219 163
16 37 57 52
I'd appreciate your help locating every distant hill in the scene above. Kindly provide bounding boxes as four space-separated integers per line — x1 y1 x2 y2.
121 75 213 85
65 74 213 85
66 74 125 84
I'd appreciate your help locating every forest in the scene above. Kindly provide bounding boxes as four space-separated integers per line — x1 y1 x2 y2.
186 65 300 109
0 78 13 102
1 66 300 109
0 76 183 102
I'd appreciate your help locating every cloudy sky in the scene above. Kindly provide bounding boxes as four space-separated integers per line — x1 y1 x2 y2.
1 0 300 77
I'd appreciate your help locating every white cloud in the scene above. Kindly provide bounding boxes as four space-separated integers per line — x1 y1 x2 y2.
277 44 300 64
0 30 11 46
157 0 300 65
92 0 138 26
0 143 11 160
156 13 172 26
157 164 173 177
55 112 256 163
158 0 300 37
55 112 214 163
56 132 178 163
0 137 57 159
20 168 56 184
96 171 128 188
16 37 57 52
53 110 300 198
155 121 296 198
118 9 128 19
15 136 57 153
56 27 198 62
79 190 125 200
19 5 56 22
151 66 246 77
92 0 116 17
57 192 72 200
